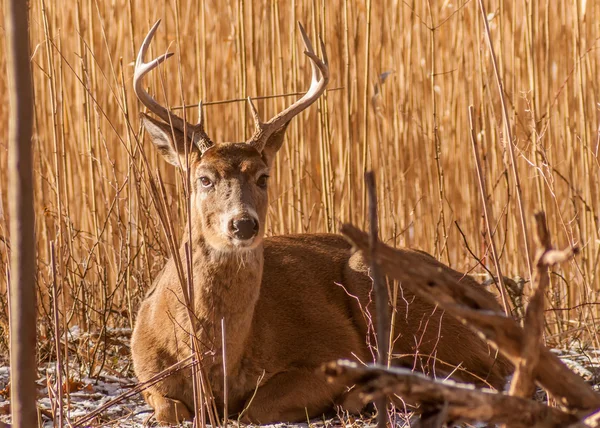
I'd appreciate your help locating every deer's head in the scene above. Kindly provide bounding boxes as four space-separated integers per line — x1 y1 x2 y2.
135 20 328 251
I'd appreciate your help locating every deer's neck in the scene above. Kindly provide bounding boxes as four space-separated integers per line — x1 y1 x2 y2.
187 230 263 369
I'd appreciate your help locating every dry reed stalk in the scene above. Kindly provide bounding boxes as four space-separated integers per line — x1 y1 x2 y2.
238 0 247 139
468 105 511 315
118 58 136 330
360 0 372 228
426 0 450 265
343 0 353 223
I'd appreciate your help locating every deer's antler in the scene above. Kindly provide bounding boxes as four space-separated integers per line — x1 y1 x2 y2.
134 20 213 153
246 22 329 152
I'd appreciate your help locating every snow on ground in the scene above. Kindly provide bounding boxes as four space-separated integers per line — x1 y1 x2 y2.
0 327 159 427
0 364 155 427
1 327 599 427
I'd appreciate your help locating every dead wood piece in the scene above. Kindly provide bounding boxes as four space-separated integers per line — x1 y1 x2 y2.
325 360 577 428
339 223 600 412
510 212 578 399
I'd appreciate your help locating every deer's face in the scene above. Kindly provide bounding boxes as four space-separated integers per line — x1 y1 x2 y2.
140 113 287 252
191 144 269 250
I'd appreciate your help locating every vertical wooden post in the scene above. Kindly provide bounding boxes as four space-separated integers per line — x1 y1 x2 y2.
5 0 38 426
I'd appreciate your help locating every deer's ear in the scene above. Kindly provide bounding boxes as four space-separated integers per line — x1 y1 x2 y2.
140 113 200 168
260 121 290 167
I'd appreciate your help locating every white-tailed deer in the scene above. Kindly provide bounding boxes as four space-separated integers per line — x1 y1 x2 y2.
131 20 511 425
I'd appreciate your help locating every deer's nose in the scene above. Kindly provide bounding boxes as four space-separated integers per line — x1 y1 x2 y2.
229 217 259 240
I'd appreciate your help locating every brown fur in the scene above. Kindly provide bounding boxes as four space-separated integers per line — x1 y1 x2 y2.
131 114 512 425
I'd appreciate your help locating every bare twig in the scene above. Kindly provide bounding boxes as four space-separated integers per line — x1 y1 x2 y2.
50 242 64 428
171 86 344 109
185 242 202 427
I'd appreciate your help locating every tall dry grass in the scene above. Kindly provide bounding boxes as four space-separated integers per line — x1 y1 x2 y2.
0 0 599 367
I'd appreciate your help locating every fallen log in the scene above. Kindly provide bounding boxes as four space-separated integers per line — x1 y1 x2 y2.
340 223 600 412
325 359 578 428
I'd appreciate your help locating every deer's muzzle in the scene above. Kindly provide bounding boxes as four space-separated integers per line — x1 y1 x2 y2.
229 216 259 241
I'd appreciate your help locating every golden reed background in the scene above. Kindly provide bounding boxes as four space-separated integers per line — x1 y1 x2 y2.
0 0 599 356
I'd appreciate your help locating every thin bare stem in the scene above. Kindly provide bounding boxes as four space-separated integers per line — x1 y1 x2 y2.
51 242 64 428
221 318 228 425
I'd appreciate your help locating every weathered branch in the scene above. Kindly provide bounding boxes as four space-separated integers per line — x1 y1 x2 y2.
340 223 600 412
325 360 578 428
510 212 579 398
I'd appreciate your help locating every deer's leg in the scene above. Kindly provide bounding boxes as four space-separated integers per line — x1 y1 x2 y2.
144 389 192 425
240 368 344 424
132 296 196 424
136 363 194 425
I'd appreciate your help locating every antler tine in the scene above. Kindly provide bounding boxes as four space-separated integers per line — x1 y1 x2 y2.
192 101 213 153
247 22 330 151
134 20 213 152
319 36 328 69
246 96 263 129
298 22 329 84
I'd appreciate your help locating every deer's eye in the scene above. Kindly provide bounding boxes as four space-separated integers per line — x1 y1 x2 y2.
257 174 269 189
199 176 213 188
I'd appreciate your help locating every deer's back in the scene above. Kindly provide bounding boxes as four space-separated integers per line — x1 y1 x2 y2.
254 233 510 389
252 233 370 366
